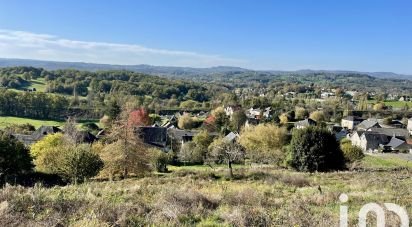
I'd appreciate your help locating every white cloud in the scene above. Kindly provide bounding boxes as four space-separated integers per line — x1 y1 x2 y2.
0 29 247 67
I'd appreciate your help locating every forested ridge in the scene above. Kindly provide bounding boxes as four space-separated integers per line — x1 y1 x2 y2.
1 66 412 121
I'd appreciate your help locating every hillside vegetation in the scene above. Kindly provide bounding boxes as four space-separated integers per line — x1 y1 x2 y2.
0 160 410 226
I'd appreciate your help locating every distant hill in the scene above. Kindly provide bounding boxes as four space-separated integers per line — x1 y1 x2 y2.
0 58 410 80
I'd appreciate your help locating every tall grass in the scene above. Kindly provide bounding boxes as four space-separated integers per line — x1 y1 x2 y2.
0 163 411 226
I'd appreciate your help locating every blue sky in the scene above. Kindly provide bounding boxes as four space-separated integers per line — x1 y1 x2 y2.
0 0 411 73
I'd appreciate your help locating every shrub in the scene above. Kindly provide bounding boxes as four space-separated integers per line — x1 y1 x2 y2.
31 134 103 183
57 144 104 183
0 131 33 183
149 148 171 172
295 107 308 120
340 143 364 163
288 127 345 172
179 142 204 164
279 113 289 125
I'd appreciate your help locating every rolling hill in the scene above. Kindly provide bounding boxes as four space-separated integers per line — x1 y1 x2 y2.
0 58 410 80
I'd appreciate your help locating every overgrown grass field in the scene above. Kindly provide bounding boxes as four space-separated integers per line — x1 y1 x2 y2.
0 156 410 226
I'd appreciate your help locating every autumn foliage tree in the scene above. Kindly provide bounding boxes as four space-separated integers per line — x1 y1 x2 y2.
178 114 196 129
239 124 288 164
98 110 151 179
309 110 326 122
128 108 151 127
204 107 229 133
30 133 103 183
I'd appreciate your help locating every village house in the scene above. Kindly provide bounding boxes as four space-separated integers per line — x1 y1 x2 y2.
407 118 412 135
294 118 317 129
345 90 358 98
320 92 335 99
385 119 405 128
167 128 198 146
224 105 241 118
380 136 412 152
247 107 262 119
329 125 347 141
223 132 240 143
160 115 177 128
399 96 411 102
137 126 168 149
245 118 260 128
263 107 272 118
348 131 363 147
356 119 381 131
283 91 296 99
359 132 389 152
367 127 409 140
13 126 62 146
341 116 364 130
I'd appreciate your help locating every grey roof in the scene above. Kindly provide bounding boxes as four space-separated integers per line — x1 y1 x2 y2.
362 132 389 144
357 119 380 130
14 125 61 146
224 132 239 142
31 126 61 140
350 131 364 138
295 118 317 127
137 126 168 148
385 137 406 149
167 128 198 143
12 134 38 146
367 128 409 139
330 125 343 133
76 131 97 143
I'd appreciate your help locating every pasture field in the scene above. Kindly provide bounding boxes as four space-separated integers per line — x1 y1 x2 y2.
0 116 64 128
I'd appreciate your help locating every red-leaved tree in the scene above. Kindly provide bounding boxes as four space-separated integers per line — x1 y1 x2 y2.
128 108 151 127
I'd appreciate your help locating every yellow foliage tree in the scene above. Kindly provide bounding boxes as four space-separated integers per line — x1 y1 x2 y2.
279 113 289 125
239 124 288 164
30 133 64 173
309 110 325 122
178 114 196 129
373 103 385 111
97 118 150 179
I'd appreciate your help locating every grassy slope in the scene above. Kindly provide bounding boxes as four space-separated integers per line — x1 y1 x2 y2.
0 116 64 128
0 156 410 226
368 99 412 108
361 154 412 169
29 78 47 92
